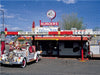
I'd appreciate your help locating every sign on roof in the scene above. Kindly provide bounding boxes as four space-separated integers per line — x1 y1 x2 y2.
47 10 56 20
35 27 59 33
40 20 59 26
72 29 93 35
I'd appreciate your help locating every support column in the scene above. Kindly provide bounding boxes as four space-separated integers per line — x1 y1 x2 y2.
1 31 5 55
80 35 85 62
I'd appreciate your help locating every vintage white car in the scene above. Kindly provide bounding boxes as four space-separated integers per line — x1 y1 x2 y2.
0 43 42 68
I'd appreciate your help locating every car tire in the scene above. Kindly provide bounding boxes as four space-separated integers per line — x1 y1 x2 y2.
21 58 26 68
0 63 3 66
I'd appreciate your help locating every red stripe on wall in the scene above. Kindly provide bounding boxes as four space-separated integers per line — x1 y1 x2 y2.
60 31 73 35
35 37 88 41
7 32 18 35
48 32 58 35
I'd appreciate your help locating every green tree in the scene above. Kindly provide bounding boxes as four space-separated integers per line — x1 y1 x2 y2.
93 26 100 31
59 13 84 30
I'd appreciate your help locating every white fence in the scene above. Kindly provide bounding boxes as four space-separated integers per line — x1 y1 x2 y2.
90 45 100 54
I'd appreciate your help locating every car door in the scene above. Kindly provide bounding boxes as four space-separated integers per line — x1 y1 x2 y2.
28 46 35 61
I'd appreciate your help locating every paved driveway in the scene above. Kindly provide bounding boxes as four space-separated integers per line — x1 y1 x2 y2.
0 58 100 75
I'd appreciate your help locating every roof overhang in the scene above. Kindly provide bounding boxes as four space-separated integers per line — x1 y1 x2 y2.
35 36 88 41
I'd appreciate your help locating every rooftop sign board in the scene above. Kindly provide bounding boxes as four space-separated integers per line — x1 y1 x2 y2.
72 29 93 35
40 20 59 26
40 10 59 26
35 27 59 33
47 10 56 20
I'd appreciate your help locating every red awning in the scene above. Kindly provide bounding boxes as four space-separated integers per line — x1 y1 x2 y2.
35 36 88 41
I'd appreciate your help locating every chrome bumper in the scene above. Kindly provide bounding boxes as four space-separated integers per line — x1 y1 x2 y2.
0 60 23 65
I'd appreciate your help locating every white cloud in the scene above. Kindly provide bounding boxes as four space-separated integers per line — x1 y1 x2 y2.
0 8 7 11
56 0 77 4
5 15 15 18
0 24 21 31
0 4 14 19
5 24 11 27
0 4 6 11
0 15 15 18
56 0 61 1
8 27 21 31
18 17 28 21
0 8 7 12
63 0 76 4
0 4 4 8
0 24 10 28
0 24 3 27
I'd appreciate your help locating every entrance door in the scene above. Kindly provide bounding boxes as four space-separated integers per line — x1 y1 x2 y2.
38 41 59 56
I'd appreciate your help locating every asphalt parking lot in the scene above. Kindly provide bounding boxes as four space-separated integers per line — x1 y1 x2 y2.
0 58 100 75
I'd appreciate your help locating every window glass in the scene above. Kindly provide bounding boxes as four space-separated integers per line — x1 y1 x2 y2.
64 41 73 48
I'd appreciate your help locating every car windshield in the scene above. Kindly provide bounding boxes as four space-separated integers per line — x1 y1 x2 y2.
5 36 16 44
5 36 32 51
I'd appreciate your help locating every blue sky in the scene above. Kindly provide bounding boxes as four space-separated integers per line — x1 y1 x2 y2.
0 0 100 31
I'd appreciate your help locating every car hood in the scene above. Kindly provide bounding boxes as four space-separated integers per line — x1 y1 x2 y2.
13 50 26 54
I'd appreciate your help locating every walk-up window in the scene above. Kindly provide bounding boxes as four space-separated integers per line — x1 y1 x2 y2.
36 40 59 56
59 41 81 56
59 41 88 57
64 41 73 48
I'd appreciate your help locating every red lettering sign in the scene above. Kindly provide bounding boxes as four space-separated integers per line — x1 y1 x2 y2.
40 20 59 26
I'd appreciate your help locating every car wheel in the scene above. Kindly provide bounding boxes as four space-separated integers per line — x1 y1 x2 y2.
21 58 26 68
0 63 3 66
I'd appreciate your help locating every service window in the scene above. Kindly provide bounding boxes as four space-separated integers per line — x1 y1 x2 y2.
64 41 73 48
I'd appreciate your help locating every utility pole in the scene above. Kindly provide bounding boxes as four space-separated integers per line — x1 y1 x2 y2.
0 9 4 31
0 9 5 55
